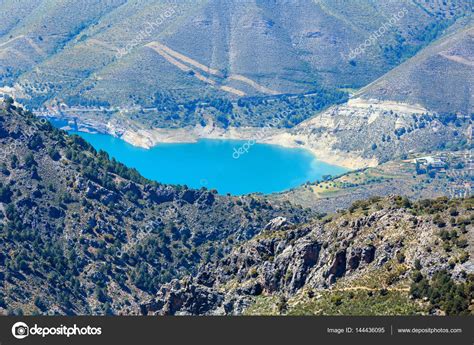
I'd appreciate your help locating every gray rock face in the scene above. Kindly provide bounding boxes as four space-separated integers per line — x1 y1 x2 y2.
142 217 380 314
142 280 224 316
327 249 347 283
348 248 362 270
142 200 468 316
101 191 119 205
276 239 321 292
146 186 176 203
264 216 292 231
362 245 376 263
122 182 142 198
85 180 120 204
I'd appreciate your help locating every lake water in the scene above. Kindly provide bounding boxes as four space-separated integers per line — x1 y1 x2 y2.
68 131 347 195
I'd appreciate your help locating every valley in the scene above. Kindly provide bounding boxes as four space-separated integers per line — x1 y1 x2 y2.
0 0 472 318
0 97 472 316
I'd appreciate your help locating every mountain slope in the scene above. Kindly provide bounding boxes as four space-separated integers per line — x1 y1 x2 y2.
0 97 471 316
262 23 473 170
265 97 472 170
0 0 471 125
142 196 474 316
357 22 474 115
0 98 311 315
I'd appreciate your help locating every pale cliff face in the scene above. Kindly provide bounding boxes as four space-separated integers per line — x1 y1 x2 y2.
265 98 468 170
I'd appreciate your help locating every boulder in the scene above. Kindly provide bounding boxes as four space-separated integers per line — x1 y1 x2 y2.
362 245 376 263
264 216 292 231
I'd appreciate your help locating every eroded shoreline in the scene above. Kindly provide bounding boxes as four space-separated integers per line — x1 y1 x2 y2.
62 119 376 170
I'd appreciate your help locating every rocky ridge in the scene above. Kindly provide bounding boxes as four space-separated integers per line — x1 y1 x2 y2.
0 98 312 315
142 196 473 315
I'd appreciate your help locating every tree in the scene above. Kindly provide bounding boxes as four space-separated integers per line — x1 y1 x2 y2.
410 270 473 315
4 95 14 110
94 286 108 303
103 302 114 315
28 134 43 150
34 296 46 312
48 148 61 161
277 295 288 314
414 259 422 271
24 153 37 169
0 184 12 203
11 155 19 169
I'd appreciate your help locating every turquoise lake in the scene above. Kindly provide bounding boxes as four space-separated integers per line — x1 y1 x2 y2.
69 131 347 195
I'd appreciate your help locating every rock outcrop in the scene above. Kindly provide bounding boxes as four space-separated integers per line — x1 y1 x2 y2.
142 196 472 315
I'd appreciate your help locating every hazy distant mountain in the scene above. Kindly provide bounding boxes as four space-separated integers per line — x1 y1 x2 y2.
0 0 471 112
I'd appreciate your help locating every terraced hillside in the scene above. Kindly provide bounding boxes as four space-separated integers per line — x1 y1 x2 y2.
0 0 471 128
271 151 473 213
252 20 473 177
